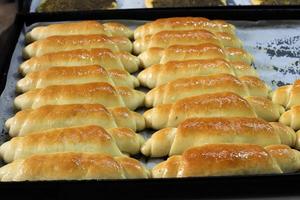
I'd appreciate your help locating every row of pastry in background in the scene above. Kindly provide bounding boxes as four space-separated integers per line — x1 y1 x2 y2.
133 17 300 178
34 0 300 12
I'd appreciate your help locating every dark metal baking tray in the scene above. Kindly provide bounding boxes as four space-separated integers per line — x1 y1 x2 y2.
1 7 300 198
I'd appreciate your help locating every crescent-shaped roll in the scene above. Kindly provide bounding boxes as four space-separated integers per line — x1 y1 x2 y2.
23 34 133 59
14 82 145 110
152 144 300 178
19 49 140 75
244 96 285 122
26 21 133 43
144 92 284 130
141 117 296 157
272 80 300 109
133 30 242 54
0 125 145 162
17 65 139 93
138 44 253 68
134 17 235 39
0 152 149 181
137 59 258 88
145 74 270 107
5 104 145 137
280 105 300 130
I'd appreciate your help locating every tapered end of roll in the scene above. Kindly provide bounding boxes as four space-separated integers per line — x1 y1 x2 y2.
279 110 292 128
103 22 134 39
138 48 163 68
143 104 171 130
118 52 140 73
133 39 144 55
132 76 140 88
145 88 156 108
0 141 13 163
137 65 160 89
143 109 154 129
115 156 150 179
14 94 32 110
16 77 32 93
110 36 133 52
19 61 30 76
133 112 146 132
25 32 34 44
271 85 291 108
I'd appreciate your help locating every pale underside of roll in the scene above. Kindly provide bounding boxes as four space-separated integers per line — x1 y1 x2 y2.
280 105 300 131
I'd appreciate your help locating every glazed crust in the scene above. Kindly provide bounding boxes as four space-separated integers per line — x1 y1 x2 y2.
0 152 149 181
14 82 145 110
23 34 133 58
17 65 139 92
145 74 270 107
272 80 300 109
152 144 300 178
134 17 235 39
138 44 252 68
5 104 145 137
19 49 140 75
133 30 242 54
144 92 284 129
137 59 258 88
26 21 133 43
0 125 145 162
141 117 296 157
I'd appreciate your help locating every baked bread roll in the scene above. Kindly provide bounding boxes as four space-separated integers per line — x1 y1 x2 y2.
17 65 139 93
26 21 133 43
138 59 258 88
280 105 300 130
5 104 145 137
133 30 242 54
145 74 270 107
134 17 235 39
23 34 133 59
139 44 253 68
14 82 145 110
20 48 140 75
152 144 300 178
143 92 284 129
0 125 144 162
142 117 296 157
272 80 300 109
0 152 149 181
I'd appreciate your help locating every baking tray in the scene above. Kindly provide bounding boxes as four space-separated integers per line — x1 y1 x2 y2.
1 7 300 198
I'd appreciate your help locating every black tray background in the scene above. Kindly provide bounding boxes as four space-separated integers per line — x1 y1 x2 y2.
1 7 300 198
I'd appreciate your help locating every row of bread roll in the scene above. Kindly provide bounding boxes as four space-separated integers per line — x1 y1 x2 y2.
143 92 284 129
2 143 300 181
16 65 139 92
14 82 145 110
133 29 242 54
0 21 150 181
26 21 134 43
142 117 298 157
20 49 140 75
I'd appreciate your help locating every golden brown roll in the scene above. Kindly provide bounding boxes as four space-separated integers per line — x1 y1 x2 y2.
5 104 145 137
141 117 296 157
14 82 145 110
138 44 253 68
0 152 149 181
138 59 258 88
0 125 145 162
26 21 133 43
152 144 300 178
145 74 270 107
134 17 235 39
19 49 140 75
17 65 139 93
272 80 300 109
133 30 242 54
144 92 284 129
23 34 133 59
280 105 300 130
